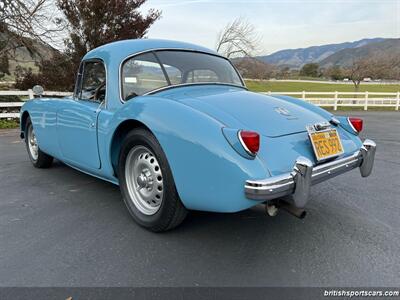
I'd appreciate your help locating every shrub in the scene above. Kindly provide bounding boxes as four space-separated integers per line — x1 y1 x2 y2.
0 119 19 129
0 95 22 102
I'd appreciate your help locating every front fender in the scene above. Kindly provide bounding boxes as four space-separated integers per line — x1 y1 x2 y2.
101 97 270 212
19 99 59 158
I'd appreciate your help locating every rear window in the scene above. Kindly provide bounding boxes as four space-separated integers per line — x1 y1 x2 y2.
121 50 243 101
121 52 168 101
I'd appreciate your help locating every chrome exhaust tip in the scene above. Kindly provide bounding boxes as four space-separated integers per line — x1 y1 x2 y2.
265 203 279 217
279 200 307 219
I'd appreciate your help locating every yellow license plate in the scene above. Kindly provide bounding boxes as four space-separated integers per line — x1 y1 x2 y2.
309 129 344 161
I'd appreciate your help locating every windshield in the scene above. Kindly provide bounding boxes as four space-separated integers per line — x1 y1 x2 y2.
121 50 243 101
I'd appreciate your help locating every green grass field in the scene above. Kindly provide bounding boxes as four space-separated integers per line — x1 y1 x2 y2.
0 119 19 129
245 80 400 93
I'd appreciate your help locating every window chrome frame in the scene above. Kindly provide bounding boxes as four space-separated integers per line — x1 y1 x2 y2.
144 82 247 96
74 58 108 109
119 48 246 103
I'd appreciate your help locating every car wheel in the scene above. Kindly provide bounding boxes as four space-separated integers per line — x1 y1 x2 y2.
25 117 53 168
118 128 187 232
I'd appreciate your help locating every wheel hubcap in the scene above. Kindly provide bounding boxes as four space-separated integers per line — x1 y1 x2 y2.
125 146 164 215
28 125 38 161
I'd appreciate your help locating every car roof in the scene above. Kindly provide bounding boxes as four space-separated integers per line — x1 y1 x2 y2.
83 39 219 64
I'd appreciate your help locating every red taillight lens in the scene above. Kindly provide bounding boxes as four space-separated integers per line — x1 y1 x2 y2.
348 117 363 133
239 130 260 155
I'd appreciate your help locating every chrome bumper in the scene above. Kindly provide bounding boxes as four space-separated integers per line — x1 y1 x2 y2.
245 139 376 208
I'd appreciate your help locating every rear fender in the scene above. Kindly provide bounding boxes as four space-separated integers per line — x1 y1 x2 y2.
103 96 270 212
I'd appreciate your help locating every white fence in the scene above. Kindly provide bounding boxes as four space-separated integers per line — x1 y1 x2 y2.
0 90 72 118
0 90 399 119
262 91 400 111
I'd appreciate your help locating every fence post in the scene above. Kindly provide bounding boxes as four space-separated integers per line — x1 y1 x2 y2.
364 91 368 111
302 91 306 101
396 92 400 111
28 89 34 100
334 91 338 111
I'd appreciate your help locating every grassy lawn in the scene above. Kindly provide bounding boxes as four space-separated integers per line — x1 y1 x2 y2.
245 80 400 93
0 119 19 129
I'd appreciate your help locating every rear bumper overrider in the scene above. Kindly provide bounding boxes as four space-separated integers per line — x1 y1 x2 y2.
245 139 376 208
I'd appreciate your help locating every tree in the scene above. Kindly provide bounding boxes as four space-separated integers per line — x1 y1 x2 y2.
278 66 290 79
58 0 161 69
0 0 63 67
324 65 344 80
234 57 275 80
374 53 400 80
344 58 386 91
216 18 260 58
299 63 319 77
20 0 161 90
0 53 10 78
15 51 76 91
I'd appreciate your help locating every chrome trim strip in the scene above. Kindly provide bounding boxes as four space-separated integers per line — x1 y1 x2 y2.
245 139 376 206
237 130 256 157
74 58 109 110
330 117 341 125
347 117 358 133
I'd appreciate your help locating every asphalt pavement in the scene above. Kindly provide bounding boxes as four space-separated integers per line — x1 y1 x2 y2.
0 111 399 287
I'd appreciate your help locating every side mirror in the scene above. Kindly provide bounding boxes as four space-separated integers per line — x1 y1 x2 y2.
32 85 44 97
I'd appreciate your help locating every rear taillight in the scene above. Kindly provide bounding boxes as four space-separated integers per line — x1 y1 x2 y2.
348 117 363 133
239 130 260 155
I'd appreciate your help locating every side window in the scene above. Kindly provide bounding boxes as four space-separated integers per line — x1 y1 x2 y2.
121 52 168 101
78 60 106 101
186 69 219 83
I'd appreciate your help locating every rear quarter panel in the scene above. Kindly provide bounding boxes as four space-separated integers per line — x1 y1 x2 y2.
101 96 271 212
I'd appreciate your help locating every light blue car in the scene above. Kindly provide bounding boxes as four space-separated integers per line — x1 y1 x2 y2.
20 39 376 231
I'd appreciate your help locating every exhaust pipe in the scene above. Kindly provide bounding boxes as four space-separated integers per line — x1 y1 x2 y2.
278 200 307 219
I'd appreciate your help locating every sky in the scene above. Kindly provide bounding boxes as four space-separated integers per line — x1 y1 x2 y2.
140 0 400 55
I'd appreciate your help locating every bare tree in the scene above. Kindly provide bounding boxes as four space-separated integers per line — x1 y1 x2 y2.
375 53 400 80
344 58 386 91
216 18 260 58
234 57 275 80
0 0 64 58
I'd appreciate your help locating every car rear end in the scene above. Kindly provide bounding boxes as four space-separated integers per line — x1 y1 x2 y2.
244 116 376 210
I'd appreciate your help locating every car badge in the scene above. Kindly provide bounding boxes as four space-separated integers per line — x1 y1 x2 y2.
274 107 291 116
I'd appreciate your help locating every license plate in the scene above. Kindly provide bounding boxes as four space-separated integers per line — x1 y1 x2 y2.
308 128 344 161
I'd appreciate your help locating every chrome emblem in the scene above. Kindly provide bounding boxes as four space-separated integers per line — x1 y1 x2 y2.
274 107 291 116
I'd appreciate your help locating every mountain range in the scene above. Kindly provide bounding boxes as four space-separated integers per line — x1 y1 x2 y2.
256 38 399 68
1 34 399 78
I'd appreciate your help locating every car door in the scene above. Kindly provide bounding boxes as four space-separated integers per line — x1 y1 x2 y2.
57 59 106 170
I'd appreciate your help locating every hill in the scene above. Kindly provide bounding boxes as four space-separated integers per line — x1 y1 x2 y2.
319 38 400 67
0 31 57 78
256 38 386 68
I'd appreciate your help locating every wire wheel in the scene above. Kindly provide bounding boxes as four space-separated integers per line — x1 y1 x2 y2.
124 145 164 215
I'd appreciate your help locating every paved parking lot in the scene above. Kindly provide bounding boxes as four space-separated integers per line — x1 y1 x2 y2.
0 111 399 287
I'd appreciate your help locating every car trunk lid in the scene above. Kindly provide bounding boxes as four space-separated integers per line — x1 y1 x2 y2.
167 87 328 137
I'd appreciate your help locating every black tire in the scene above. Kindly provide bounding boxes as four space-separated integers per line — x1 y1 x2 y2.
118 128 187 232
25 117 53 168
